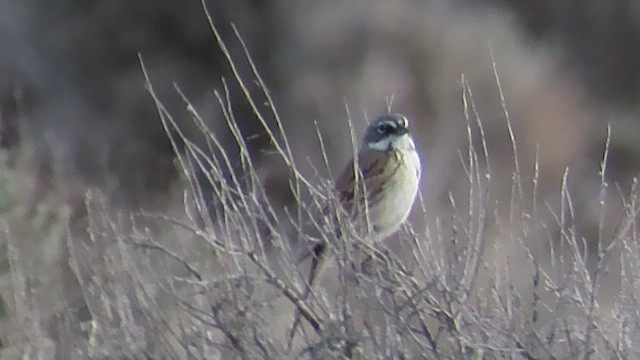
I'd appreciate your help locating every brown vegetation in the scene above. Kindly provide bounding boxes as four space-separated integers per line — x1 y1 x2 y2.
0 1 639 358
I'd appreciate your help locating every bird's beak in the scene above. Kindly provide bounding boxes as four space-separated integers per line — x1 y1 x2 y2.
397 127 409 136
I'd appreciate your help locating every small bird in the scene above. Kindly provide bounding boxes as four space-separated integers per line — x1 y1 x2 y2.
289 113 422 343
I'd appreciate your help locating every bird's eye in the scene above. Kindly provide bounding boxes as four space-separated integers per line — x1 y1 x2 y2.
376 124 386 134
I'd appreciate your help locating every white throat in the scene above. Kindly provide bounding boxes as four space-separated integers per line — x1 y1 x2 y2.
366 134 416 152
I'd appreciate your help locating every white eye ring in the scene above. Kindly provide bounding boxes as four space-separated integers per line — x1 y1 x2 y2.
376 123 386 133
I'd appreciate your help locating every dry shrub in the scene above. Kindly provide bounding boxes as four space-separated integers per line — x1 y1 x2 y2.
1 1 639 359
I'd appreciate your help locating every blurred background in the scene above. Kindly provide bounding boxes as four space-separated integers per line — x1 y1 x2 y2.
2 0 639 209
0 0 639 356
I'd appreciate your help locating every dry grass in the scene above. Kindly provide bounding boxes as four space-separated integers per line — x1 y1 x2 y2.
0 2 639 359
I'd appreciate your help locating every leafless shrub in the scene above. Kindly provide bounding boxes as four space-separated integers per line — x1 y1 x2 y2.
58 8 637 359
1 2 639 360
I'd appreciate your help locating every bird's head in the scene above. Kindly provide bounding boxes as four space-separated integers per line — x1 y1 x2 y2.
362 113 415 152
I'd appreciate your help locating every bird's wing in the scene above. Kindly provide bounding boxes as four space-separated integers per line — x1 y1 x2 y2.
334 149 402 211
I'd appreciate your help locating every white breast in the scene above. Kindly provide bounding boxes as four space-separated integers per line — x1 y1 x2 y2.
368 149 421 240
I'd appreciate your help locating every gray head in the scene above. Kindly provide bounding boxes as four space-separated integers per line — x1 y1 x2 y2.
362 113 414 152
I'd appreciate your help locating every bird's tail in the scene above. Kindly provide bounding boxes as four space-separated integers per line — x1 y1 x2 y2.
287 241 327 349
